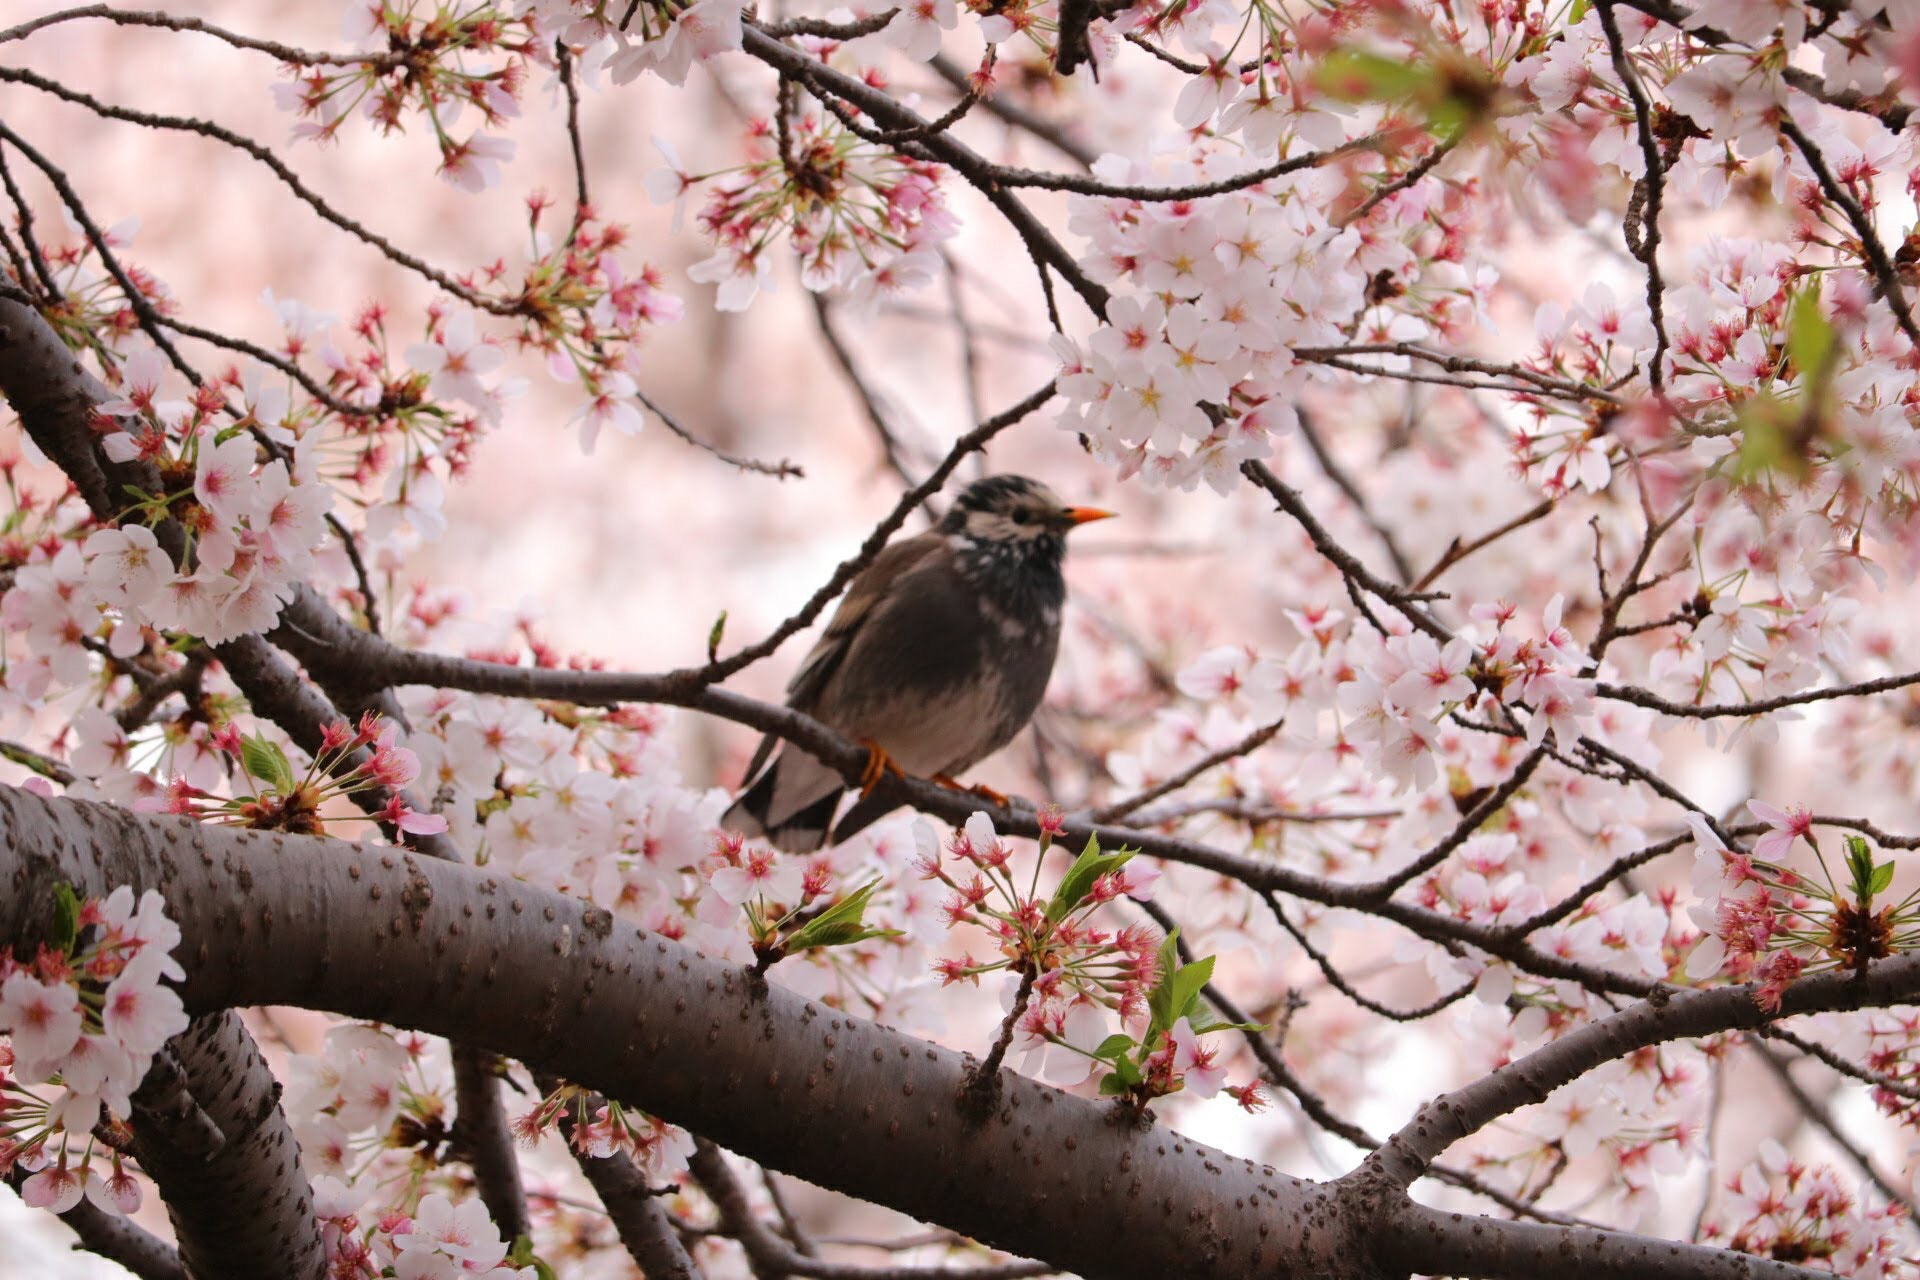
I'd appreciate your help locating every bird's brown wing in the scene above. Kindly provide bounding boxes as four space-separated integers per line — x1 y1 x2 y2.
738 531 948 783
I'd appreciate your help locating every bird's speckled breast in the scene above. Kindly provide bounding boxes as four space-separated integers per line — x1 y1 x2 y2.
814 535 1065 776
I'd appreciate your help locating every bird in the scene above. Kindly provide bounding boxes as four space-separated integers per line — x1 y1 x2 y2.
722 474 1112 853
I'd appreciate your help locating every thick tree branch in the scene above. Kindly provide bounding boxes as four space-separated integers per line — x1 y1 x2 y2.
128 1012 326 1280
690 1139 1054 1279
0 785 1847 1280
453 1047 532 1244
4 1168 188 1280
548 1080 704 1280
0 786 1337 1280
1372 957 1920 1184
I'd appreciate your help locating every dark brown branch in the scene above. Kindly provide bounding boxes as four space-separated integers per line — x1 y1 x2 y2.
1291 343 1625 405
0 4 407 67
1411 499 1555 592
1266 894 1475 1022
810 293 917 486
1593 668 1920 718
0 787 1321 1280
635 387 805 479
1778 115 1920 354
549 1080 704 1280
1508 830 1695 934
690 1140 1054 1279
741 26 1107 320
1295 406 1414 584
1240 459 1452 641
1759 1024 1920 1104
3 788 1856 1280
925 55 1096 169
556 42 591 223
0 736 77 784
1337 131 1464 229
129 1012 325 1280
1088 719 1283 824
1594 0 1669 392
0 66 500 311
0 146 58 296
452 1047 531 1244
1358 744 1549 899
1748 1040 1916 1223
754 11 898 39
1372 956 1920 1185
4 1166 188 1280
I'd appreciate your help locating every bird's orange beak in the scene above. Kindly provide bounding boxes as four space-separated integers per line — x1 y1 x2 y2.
1060 506 1116 527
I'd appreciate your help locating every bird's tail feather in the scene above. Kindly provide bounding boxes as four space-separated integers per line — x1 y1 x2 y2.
722 761 842 854
828 789 902 848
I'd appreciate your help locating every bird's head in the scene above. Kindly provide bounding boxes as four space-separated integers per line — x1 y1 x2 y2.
939 475 1113 550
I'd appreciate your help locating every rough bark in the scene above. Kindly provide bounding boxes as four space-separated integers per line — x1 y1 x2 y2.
128 1012 325 1280
0 784 1859 1280
549 1079 704 1280
453 1046 532 1244
5 1166 188 1280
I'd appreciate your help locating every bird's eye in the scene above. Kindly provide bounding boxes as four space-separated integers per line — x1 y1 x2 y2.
1012 510 1032 524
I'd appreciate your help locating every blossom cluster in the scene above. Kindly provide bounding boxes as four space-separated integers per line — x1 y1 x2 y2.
1 347 332 657
919 811 1158 999
1686 805 1915 1011
289 1023 444 1186
1176 594 1598 798
650 109 957 313
272 2 544 191
314 1181 537 1280
0 886 190 1216
170 712 448 838
1493 1033 1712 1224
512 1081 694 1181
910 811 1258 1106
1698 1141 1908 1278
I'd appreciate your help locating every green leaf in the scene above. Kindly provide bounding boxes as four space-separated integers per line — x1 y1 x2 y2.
1092 1033 1137 1061
1315 48 1435 105
707 610 727 663
1871 860 1896 897
1729 394 1814 485
1099 1055 1143 1094
1847 835 1876 902
240 734 296 794
1187 1012 1265 1036
1045 835 1135 922
783 880 901 954
1169 954 1215 1024
1146 930 1183 1039
507 1236 556 1280
1786 285 1835 388
48 882 80 953
1568 0 1590 23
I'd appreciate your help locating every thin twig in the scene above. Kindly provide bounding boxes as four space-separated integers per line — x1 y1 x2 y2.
1778 116 1920 354
1410 499 1555 592
1595 0 1670 391
634 388 804 479
810 294 917 485
1089 719 1284 824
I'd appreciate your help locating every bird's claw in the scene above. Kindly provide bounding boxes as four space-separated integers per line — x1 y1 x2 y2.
858 741 904 798
935 774 1009 808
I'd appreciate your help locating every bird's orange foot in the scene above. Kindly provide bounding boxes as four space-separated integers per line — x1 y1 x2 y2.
934 774 1009 808
858 741 905 798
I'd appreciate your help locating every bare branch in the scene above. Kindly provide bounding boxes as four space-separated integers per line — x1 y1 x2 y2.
1594 0 1670 391
1778 115 1920 354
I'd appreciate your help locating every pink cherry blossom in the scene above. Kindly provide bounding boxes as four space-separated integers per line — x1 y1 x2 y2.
0 970 84 1077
